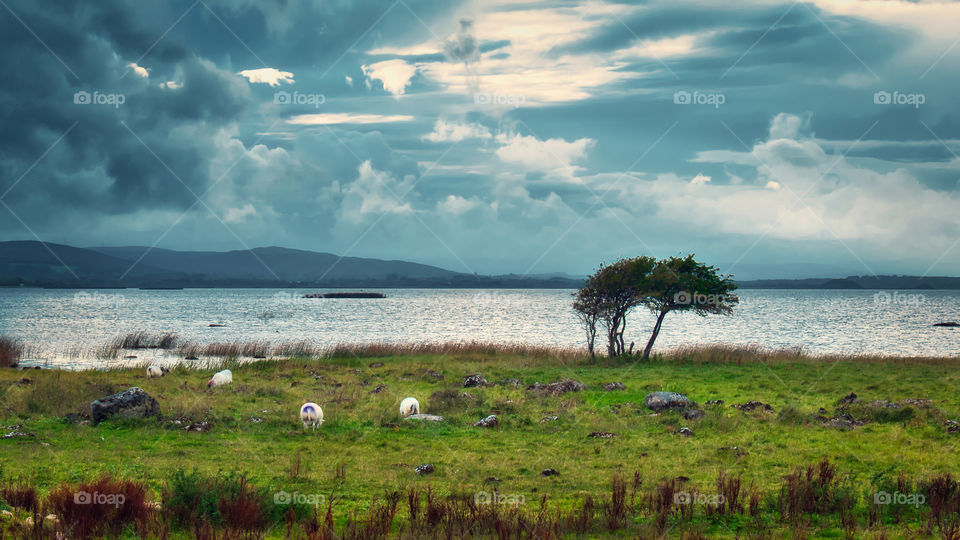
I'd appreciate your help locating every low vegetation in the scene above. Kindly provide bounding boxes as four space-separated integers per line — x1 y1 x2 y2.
1 345 960 538
0 335 24 368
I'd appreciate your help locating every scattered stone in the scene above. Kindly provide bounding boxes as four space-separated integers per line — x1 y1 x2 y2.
423 370 445 381
821 413 864 430
185 355 199 360
474 414 499 428
1 431 34 439
836 393 860 406
527 378 587 396
644 392 691 412
901 398 933 408
866 399 900 409
588 431 616 439
91 387 160 424
541 468 560 477
208 324 226 327
678 427 694 437
933 322 959 327
704 400 724 406
732 401 774 412
683 409 705 420
403 414 445 422
603 382 626 391
371 384 388 394
483 477 501 484
18 378 31 385
541 415 559 423
675 476 691 483
718 446 748 457
368 362 385 368
464 374 489 388
946 420 960 434
248 417 263 423
184 421 212 432
818 408 829 415
415 464 435 475
500 378 522 387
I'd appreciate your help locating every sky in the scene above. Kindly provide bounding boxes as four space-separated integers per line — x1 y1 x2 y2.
0 0 958 280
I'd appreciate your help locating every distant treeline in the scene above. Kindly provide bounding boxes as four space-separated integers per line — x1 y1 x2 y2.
0 275 583 289
737 275 960 289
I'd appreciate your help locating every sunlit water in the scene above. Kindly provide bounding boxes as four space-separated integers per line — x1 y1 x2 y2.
0 288 958 368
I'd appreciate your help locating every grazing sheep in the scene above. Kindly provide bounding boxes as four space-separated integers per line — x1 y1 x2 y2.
399 397 420 417
146 365 164 378
300 402 323 429
208 369 232 387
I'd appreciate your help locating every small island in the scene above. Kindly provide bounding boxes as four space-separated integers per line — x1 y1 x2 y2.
302 292 386 299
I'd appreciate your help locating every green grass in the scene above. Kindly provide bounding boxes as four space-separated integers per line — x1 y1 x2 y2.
2 347 960 537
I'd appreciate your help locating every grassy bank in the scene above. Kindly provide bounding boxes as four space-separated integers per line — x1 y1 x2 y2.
2 345 960 538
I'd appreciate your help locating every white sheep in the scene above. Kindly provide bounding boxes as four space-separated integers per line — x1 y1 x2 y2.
146 365 165 378
208 369 232 387
399 397 420 417
300 402 324 429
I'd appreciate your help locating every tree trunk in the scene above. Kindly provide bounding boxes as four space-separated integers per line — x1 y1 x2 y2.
642 310 669 359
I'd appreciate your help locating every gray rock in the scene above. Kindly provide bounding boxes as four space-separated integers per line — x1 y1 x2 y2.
587 431 615 438
603 382 626 391
464 374 489 388
527 378 587 396
540 415 559 423
541 468 560 477
415 464 435 475
643 392 690 412
678 427 694 437
732 401 774 412
836 392 860 406
403 414 445 422
91 387 160 424
474 414 499 428
682 409 705 420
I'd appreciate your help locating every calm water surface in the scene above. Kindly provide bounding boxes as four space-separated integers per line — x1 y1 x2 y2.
0 288 957 368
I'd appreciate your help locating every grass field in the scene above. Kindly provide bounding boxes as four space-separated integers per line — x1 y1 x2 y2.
2 344 960 538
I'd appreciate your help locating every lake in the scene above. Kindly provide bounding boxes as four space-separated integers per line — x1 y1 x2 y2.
0 288 957 368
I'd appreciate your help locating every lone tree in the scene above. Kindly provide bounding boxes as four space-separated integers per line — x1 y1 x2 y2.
573 254 737 359
639 255 738 359
573 256 656 358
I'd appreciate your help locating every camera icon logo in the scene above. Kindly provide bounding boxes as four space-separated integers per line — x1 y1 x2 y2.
673 492 691 504
474 491 491 505
673 90 691 105
873 91 891 105
274 490 292 504
74 491 92 504
274 91 292 105
673 291 692 304
874 491 892 505
73 91 91 105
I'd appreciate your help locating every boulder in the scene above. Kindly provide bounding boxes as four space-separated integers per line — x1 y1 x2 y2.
643 392 690 412
527 378 587 396
403 414 445 422
463 374 489 388
474 414 499 428
91 387 160 424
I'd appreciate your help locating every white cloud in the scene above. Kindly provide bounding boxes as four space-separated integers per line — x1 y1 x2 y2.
691 173 711 185
495 132 593 177
765 181 781 191
345 75 353 87
238 68 295 86
286 113 414 125
340 161 413 222
127 62 149 78
362 60 417 96
422 119 492 142
222 203 258 224
437 194 478 214
160 80 182 90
